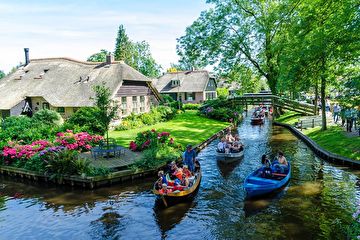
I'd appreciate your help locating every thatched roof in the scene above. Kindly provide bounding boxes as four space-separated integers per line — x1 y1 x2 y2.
155 70 212 93
0 58 157 110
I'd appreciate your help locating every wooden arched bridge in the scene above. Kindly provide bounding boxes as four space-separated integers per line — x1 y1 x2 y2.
227 93 316 115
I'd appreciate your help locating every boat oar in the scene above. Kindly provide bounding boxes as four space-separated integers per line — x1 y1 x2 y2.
161 196 168 207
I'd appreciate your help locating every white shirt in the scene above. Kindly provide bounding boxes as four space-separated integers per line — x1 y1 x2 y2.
217 141 225 151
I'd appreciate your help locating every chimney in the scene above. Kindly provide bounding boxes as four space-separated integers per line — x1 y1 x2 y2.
106 53 114 64
24 48 30 66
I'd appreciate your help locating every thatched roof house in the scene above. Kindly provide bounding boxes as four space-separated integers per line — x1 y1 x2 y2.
154 70 217 103
0 50 161 118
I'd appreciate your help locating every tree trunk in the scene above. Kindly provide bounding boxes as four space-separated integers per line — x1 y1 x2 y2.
314 79 319 115
320 73 327 131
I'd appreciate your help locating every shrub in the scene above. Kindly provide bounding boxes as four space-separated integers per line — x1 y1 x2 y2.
129 129 175 151
132 145 181 170
55 130 103 152
115 106 176 131
33 109 63 125
0 116 58 147
200 98 243 124
66 107 106 135
183 103 200 110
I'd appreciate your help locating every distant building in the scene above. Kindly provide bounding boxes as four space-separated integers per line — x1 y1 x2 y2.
154 70 217 103
0 49 161 119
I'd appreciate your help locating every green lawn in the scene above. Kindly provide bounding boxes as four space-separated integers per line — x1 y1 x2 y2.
109 110 230 148
303 126 360 160
276 111 360 160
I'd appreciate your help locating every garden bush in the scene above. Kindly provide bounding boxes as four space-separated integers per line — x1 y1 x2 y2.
115 106 176 131
66 107 106 135
0 116 58 147
33 109 63 125
200 98 243 125
129 129 182 171
183 103 200 110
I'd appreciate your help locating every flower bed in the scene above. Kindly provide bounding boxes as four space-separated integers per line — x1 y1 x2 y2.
129 129 181 170
0 130 107 177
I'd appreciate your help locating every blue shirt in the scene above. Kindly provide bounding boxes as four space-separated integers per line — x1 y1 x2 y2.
184 150 196 164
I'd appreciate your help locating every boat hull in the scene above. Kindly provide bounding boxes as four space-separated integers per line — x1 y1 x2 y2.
216 151 244 163
244 162 291 199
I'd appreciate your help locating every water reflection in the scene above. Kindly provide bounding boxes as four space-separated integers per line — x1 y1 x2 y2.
153 200 196 238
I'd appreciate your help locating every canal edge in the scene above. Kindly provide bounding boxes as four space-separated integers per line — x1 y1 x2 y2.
273 121 360 168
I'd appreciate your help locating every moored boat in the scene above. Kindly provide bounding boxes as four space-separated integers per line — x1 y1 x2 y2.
153 161 201 207
244 161 291 198
216 150 244 163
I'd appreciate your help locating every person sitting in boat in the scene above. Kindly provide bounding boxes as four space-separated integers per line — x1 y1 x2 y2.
231 134 244 152
159 183 173 194
182 165 192 178
225 131 235 143
217 137 226 153
261 154 272 178
181 173 190 187
183 144 196 172
273 151 288 173
158 170 167 184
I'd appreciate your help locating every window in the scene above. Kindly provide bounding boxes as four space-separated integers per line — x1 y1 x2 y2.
42 102 50 110
171 79 180 87
121 97 127 115
57 107 65 113
140 96 145 112
206 92 216 100
132 96 138 113
185 92 195 101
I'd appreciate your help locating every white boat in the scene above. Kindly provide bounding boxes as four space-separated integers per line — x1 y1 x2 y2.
216 150 244 163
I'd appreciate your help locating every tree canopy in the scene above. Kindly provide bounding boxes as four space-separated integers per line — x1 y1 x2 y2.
0 70 5 80
87 49 110 62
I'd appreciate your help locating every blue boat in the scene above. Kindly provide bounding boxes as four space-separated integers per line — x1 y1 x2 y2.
244 161 291 198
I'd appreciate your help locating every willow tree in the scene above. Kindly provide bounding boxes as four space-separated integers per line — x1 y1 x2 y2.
177 0 301 94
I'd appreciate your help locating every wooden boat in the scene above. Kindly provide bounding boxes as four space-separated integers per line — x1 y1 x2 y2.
216 150 244 163
244 161 291 198
153 162 201 207
250 117 264 125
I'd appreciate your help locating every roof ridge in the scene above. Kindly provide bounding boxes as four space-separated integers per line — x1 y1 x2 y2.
166 70 208 74
30 57 101 65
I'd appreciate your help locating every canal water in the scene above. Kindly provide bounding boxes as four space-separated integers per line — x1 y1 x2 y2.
0 115 359 239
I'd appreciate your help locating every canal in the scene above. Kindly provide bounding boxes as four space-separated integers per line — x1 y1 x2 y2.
0 115 359 239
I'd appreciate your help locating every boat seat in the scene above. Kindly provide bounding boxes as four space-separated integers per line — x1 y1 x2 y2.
247 176 278 184
272 173 287 177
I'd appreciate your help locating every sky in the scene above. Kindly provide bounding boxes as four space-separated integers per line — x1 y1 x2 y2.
0 0 210 73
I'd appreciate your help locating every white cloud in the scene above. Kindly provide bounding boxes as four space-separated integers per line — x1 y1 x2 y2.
0 1 209 73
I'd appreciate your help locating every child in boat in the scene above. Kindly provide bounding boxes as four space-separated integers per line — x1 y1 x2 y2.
225 131 235 143
159 183 173 194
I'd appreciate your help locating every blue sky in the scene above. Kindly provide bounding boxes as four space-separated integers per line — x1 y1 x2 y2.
0 0 209 73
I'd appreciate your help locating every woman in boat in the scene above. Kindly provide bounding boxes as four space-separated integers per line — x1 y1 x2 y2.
225 131 235 143
182 165 192 178
261 154 272 178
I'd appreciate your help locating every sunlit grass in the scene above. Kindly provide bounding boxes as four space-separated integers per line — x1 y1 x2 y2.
277 111 360 160
109 110 230 148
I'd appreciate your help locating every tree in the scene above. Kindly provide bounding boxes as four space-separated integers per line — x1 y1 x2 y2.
113 25 161 78
0 70 5 80
177 0 301 94
281 0 360 130
87 49 110 62
114 25 132 61
92 83 118 143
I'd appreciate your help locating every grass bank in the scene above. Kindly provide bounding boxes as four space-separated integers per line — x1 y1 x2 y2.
276 111 360 160
110 110 230 148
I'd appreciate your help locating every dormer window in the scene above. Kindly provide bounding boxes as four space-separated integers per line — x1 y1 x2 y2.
171 79 180 87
